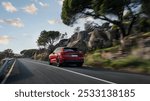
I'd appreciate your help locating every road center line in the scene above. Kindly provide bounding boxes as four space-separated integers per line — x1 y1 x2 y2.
24 59 116 84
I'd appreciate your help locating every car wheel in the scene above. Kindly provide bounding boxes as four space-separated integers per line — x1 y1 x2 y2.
49 59 52 65
77 63 83 67
56 57 62 67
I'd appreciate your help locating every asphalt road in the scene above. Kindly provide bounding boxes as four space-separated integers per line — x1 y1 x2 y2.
4 58 150 84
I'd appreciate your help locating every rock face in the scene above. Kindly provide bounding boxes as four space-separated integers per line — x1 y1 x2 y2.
66 28 112 52
67 31 89 53
88 28 112 50
52 23 122 52
55 39 68 48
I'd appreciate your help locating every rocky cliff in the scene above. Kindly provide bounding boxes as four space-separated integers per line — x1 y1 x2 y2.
55 24 118 53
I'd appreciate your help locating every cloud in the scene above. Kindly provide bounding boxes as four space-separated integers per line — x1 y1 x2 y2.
2 2 17 13
0 35 12 45
22 4 37 14
48 19 62 25
0 18 24 28
39 2 48 7
57 0 64 6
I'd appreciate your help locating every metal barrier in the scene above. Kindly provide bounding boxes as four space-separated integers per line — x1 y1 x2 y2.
0 58 13 81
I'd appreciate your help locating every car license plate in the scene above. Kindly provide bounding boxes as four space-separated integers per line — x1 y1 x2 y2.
71 55 78 57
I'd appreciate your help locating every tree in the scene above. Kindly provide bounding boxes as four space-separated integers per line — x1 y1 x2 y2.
37 30 47 48
60 32 68 39
0 52 5 61
20 49 37 58
61 0 141 46
3 49 14 57
37 30 61 48
142 0 150 17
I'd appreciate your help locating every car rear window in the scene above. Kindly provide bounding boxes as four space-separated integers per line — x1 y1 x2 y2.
64 48 78 52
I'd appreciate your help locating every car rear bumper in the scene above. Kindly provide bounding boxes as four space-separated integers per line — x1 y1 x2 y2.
60 59 84 64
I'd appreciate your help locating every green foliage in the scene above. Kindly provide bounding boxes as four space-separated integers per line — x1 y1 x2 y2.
0 49 14 64
61 0 92 25
84 44 150 74
92 0 126 16
20 49 37 58
0 49 14 60
84 50 111 67
0 52 5 62
61 0 139 25
101 46 119 53
37 30 61 48
61 0 142 44
35 53 49 61
138 17 150 32
142 0 150 17
110 56 149 69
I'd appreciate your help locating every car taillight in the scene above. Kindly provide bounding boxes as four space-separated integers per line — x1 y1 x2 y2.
78 51 84 57
78 53 83 57
59 52 65 57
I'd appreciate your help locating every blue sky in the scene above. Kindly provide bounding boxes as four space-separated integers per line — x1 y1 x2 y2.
0 0 93 53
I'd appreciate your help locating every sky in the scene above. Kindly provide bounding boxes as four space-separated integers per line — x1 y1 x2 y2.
0 0 97 54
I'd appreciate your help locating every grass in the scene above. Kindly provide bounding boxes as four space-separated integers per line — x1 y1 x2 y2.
84 50 111 68
125 32 150 40
111 56 150 68
84 51 150 74
84 32 150 74
101 45 119 52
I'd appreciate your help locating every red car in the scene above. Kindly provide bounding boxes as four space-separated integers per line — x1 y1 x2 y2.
49 47 84 67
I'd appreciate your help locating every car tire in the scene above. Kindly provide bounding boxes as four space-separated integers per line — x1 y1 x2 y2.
49 59 52 65
77 63 83 67
56 57 62 67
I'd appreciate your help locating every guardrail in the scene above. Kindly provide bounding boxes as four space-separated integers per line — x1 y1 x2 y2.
0 58 13 81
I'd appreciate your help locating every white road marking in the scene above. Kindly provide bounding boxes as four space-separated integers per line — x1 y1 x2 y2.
23 59 116 84
1 60 16 84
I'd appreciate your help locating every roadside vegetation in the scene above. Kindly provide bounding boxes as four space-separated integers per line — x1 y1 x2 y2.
84 32 150 74
0 49 14 61
85 51 150 73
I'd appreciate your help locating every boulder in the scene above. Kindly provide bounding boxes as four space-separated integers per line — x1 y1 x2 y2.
55 39 68 48
67 31 89 53
88 28 112 50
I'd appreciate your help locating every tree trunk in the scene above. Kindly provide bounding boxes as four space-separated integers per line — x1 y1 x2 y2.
127 16 137 35
118 24 126 53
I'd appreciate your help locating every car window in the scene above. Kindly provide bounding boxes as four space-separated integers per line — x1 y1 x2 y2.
54 48 59 53
64 48 78 52
54 47 62 53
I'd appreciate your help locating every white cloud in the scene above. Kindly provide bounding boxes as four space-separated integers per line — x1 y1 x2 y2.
2 2 17 13
0 35 12 45
57 0 64 6
22 4 37 14
48 19 62 25
39 2 48 7
0 18 24 28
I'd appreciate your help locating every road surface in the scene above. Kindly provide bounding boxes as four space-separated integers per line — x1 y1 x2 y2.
3 58 150 84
